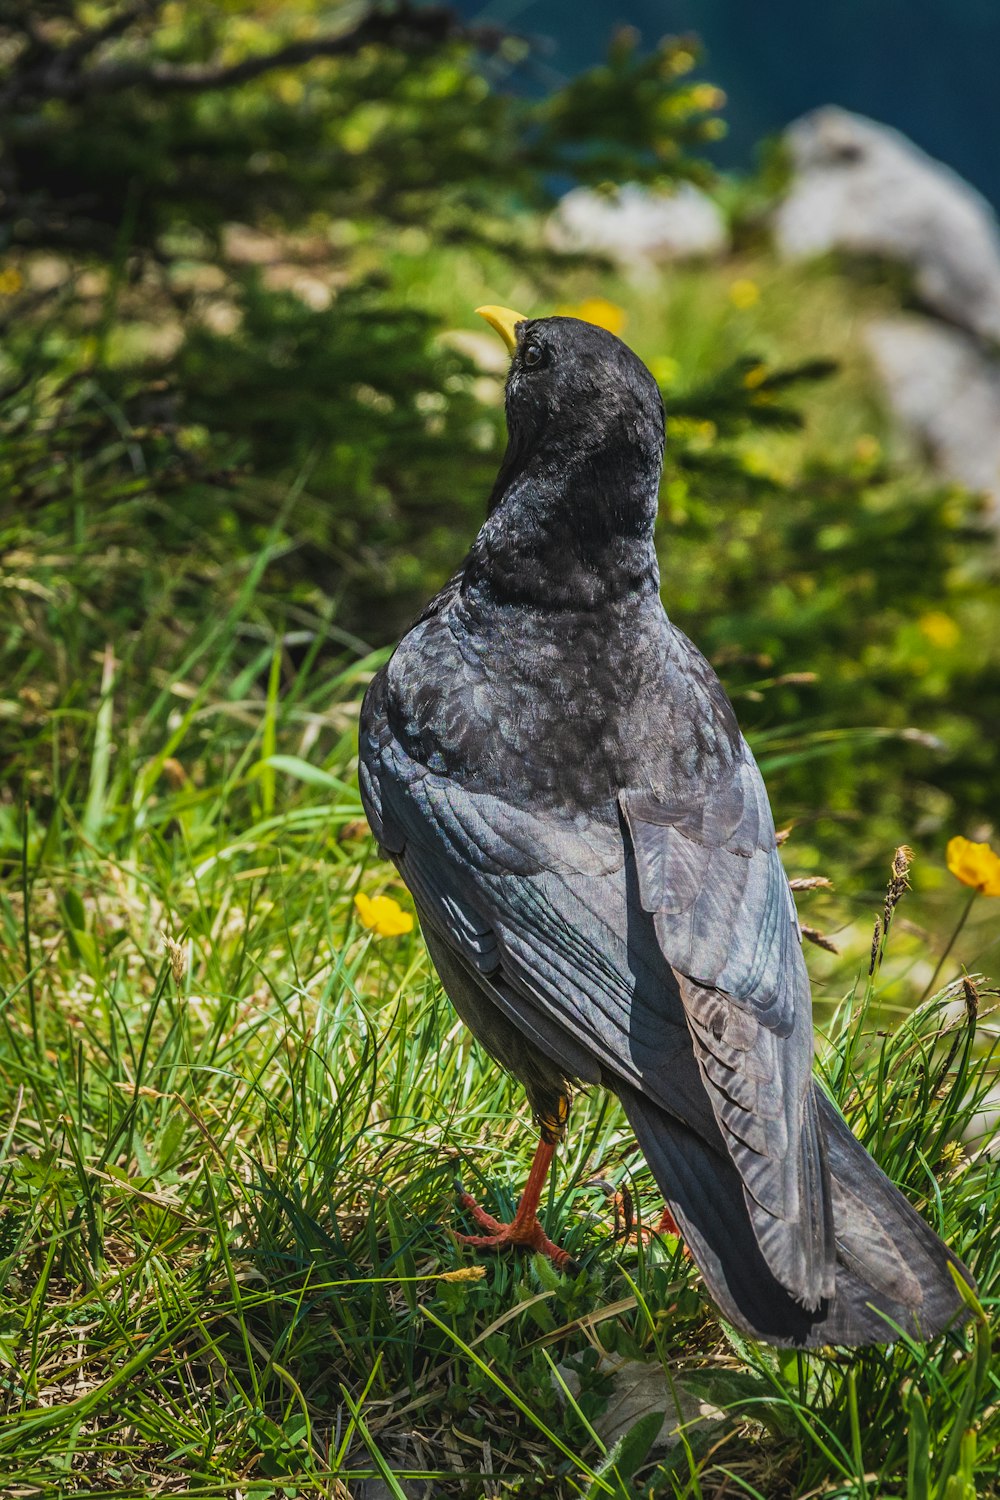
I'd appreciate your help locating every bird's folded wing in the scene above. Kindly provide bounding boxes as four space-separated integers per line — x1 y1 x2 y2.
364 731 719 1132
619 742 835 1306
367 724 835 1306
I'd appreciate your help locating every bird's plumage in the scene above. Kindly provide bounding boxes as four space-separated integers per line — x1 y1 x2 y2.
359 314 972 1345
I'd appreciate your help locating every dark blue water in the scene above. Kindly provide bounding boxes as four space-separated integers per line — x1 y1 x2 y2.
457 0 1000 207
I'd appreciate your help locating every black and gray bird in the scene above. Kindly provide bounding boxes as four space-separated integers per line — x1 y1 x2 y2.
358 306 972 1346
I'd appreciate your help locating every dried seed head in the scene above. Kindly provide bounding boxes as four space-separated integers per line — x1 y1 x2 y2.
938 1140 967 1176
161 757 188 790
789 876 834 891
801 924 839 955
775 826 792 846
884 845 915 931
161 931 188 985
963 976 980 1023
869 915 882 976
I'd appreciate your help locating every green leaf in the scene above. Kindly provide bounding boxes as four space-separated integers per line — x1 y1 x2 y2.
257 754 344 790
62 887 87 932
907 1384 929 1500
586 1408 664 1498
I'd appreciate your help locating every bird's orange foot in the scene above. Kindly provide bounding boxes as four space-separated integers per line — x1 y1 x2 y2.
656 1203 682 1239
453 1190 578 1273
586 1179 685 1249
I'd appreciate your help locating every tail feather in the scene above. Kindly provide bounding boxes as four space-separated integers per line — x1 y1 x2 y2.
620 1084 973 1348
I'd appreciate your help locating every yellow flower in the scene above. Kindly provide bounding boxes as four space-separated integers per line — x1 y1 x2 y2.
354 891 414 936
938 1140 967 1177
728 279 760 310
557 298 627 336
743 362 768 389
946 837 1000 897
0 267 23 296
919 611 960 650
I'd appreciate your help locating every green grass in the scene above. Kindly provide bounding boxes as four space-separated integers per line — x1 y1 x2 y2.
2 543 999 1498
3 215 1000 1496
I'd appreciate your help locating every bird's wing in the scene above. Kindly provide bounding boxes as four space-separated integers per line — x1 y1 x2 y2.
619 732 834 1307
361 687 717 1136
361 656 835 1306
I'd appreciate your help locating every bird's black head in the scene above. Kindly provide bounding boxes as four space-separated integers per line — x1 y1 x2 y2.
488 313 665 514
468 309 665 610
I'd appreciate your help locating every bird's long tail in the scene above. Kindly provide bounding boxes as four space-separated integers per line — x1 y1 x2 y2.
620 1084 973 1347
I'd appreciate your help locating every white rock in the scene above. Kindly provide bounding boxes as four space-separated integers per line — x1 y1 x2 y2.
554 1356 723 1456
547 183 729 267
439 328 511 374
776 107 1000 346
865 315 1000 521
965 1083 1000 1153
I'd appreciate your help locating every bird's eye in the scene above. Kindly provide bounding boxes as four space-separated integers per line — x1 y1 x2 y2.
522 342 544 368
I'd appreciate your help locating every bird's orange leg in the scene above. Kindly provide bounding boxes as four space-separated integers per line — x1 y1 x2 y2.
656 1203 682 1238
586 1178 684 1247
454 1134 576 1272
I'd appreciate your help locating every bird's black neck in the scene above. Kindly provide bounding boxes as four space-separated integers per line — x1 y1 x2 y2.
462 447 661 613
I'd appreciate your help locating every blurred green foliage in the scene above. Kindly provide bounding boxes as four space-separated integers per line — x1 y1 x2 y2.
661 355 998 863
2 10 1000 1493
0 0 723 627
1 0 997 880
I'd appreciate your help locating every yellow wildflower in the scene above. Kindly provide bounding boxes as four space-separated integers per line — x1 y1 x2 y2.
946 837 1000 897
0 267 23 296
557 298 627 336
919 611 960 649
354 891 414 936
728 279 760 310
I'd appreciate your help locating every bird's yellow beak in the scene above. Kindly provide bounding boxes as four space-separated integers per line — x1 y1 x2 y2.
475 305 528 353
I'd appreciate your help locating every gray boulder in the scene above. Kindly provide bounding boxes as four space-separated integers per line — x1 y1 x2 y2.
865 315 1000 521
547 182 729 267
776 107 1000 346
554 1357 723 1457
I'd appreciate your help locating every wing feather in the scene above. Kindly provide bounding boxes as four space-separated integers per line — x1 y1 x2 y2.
621 745 835 1305
362 642 837 1306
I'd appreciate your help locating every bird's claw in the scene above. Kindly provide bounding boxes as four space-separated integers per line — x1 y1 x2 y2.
451 1190 579 1274
585 1178 683 1247
456 1190 504 1234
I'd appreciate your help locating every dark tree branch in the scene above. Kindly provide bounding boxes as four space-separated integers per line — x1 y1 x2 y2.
60 1 160 68
1 4 506 109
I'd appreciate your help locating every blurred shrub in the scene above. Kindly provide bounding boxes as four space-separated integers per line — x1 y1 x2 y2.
659 356 998 863
0 2 723 633
176 278 502 622
0 2 997 872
